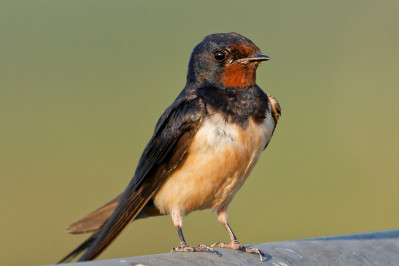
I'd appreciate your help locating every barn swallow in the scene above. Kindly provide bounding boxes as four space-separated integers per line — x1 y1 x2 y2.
59 32 281 263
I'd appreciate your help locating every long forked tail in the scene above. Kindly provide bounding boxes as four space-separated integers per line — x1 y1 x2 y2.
58 233 98 264
76 185 154 261
57 180 161 263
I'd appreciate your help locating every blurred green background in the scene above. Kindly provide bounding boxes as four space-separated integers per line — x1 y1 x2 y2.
1 1 399 265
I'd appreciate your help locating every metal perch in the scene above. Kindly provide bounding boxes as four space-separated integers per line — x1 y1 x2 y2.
57 230 399 265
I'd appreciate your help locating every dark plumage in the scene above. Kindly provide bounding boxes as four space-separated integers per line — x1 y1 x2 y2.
59 32 281 263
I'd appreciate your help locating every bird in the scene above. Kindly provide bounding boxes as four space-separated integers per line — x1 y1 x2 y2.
59 32 281 263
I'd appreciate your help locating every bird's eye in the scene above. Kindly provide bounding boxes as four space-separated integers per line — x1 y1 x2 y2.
213 51 226 61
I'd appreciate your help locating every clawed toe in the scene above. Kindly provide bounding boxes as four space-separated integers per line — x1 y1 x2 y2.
212 241 264 261
171 244 219 255
243 247 264 261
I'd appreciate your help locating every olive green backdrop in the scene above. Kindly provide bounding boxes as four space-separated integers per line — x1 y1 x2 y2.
1 1 399 265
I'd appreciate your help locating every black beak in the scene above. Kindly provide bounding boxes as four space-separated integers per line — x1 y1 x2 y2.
247 53 270 62
236 53 270 64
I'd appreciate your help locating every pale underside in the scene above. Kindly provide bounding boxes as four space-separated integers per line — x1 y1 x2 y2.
153 111 275 227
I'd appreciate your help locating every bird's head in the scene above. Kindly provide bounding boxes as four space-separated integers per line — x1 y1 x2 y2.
187 32 270 89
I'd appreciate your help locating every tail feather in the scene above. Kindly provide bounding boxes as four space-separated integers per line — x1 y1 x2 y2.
67 194 122 234
58 233 98 264
77 184 156 261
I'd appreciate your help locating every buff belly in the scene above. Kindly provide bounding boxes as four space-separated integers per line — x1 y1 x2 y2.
153 113 275 217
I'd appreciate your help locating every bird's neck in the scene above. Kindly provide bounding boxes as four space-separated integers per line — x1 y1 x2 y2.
196 85 261 128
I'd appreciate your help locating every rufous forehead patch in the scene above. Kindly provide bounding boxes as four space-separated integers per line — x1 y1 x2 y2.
230 43 260 57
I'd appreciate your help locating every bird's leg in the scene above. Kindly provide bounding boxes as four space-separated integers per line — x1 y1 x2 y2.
171 226 215 253
170 208 217 254
212 208 264 261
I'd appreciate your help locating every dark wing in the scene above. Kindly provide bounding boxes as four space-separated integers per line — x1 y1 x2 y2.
59 96 204 263
252 85 281 150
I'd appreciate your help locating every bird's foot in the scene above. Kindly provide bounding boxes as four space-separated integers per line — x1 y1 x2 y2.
171 244 219 255
212 240 264 261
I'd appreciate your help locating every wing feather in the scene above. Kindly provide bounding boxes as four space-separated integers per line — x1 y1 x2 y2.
59 97 204 263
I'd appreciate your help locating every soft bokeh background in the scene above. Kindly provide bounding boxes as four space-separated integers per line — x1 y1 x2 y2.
1 1 399 265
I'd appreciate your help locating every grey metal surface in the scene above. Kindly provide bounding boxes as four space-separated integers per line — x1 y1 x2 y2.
59 230 399 265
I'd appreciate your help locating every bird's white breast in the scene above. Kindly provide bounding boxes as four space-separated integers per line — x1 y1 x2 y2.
153 111 275 217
